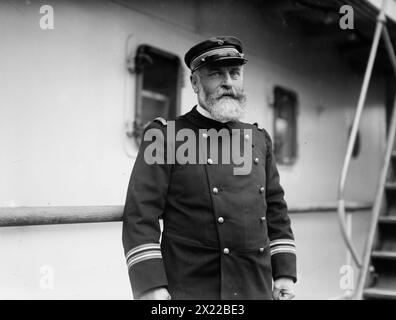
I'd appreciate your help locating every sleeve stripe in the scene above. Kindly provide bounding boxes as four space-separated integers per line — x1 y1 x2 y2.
127 251 163 268
270 239 295 247
270 239 296 256
125 243 161 260
127 250 162 264
270 247 296 256
271 245 296 251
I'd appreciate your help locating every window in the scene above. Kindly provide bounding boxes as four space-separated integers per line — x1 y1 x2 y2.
133 45 182 144
273 86 298 165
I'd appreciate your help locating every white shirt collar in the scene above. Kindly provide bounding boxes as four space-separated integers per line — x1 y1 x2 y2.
196 105 213 119
196 105 227 123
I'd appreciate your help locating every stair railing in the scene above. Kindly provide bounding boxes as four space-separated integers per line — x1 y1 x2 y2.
354 95 396 299
337 0 396 299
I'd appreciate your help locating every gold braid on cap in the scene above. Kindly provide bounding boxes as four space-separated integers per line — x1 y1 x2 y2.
190 47 242 72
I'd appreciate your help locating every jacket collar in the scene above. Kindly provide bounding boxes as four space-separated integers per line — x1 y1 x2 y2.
185 106 242 130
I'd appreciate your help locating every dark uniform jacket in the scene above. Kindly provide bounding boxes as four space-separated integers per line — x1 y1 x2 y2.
122 106 297 300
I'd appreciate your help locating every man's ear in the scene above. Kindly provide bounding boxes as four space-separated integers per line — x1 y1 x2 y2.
190 73 199 94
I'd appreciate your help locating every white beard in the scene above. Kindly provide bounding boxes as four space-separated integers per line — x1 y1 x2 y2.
206 96 245 122
197 85 247 123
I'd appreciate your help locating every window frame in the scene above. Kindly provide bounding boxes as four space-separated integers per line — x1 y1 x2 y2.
272 85 298 166
133 44 183 144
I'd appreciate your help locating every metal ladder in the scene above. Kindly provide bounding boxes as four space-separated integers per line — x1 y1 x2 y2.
337 0 396 300
356 94 396 299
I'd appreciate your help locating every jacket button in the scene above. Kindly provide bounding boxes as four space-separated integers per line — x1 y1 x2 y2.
260 216 266 222
244 134 250 140
218 217 224 224
254 157 259 164
259 247 264 253
213 187 219 194
207 158 213 165
202 133 208 139
259 186 265 193
223 248 230 255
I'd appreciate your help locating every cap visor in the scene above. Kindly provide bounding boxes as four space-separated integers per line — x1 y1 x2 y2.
193 57 247 72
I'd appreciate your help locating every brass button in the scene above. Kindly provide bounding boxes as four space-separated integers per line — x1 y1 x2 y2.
202 133 208 139
254 158 259 164
213 187 219 194
207 158 213 165
259 247 264 253
223 248 230 255
259 186 265 193
244 134 250 140
218 217 224 224
260 216 266 222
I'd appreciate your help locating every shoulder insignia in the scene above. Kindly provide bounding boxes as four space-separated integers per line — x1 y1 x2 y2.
253 122 264 131
153 117 167 126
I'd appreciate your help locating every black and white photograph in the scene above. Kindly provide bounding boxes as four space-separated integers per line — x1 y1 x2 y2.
0 0 396 303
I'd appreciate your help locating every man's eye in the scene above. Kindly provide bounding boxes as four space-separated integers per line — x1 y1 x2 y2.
231 70 240 77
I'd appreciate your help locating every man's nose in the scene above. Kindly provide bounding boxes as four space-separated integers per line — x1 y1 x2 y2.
221 72 233 88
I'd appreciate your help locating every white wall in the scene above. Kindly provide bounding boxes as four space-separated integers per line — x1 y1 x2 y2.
0 0 386 299
0 0 385 208
0 0 387 208
0 222 130 299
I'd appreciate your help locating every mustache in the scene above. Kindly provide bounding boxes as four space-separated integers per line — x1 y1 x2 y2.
214 88 246 102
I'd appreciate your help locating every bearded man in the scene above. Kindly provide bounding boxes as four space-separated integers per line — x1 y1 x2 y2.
122 36 297 300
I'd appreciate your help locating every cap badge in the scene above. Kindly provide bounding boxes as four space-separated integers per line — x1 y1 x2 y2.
217 40 224 45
